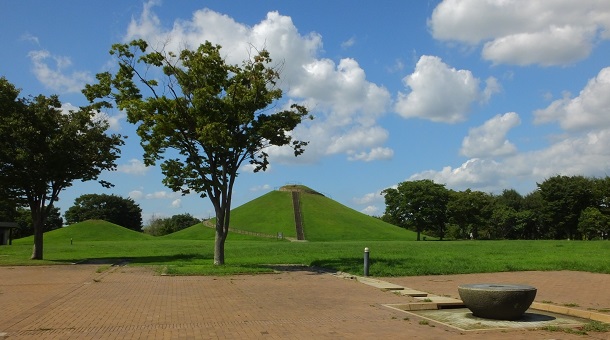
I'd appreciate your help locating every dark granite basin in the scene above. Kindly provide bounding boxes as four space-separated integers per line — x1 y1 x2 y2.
458 283 537 320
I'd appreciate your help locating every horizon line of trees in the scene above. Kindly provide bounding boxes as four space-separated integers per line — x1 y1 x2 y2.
382 175 610 241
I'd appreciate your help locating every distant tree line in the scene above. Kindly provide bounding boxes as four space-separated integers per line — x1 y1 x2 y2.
382 175 610 241
143 214 201 236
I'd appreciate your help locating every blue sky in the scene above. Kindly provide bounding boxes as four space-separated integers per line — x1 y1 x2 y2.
2 1 610 223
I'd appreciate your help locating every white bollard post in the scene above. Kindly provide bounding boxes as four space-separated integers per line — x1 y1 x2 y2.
364 247 370 277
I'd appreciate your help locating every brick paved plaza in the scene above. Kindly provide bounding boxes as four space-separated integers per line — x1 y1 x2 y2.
1 265 609 339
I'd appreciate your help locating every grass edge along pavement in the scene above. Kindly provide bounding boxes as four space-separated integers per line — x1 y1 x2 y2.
1 221 609 276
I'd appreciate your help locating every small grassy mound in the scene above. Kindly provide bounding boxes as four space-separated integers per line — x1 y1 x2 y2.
162 223 277 241
13 219 151 244
161 223 217 240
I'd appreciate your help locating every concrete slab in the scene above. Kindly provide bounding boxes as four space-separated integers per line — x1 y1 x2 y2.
385 306 588 331
532 302 610 323
413 295 464 307
355 276 405 291
385 303 439 311
398 288 429 297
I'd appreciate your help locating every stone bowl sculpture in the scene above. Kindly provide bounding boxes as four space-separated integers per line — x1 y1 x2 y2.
458 283 537 320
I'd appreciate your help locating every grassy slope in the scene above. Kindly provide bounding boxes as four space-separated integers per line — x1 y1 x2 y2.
228 191 297 237
14 220 152 244
162 223 271 241
300 192 418 241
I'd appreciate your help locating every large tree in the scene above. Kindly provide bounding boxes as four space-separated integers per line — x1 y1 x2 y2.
537 175 595 239
65 194 143 231
84 40 309 264
382 179 449 240
446 189 493 239
0 77 124 259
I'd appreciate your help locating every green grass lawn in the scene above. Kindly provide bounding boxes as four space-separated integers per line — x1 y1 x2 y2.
3 226 609 276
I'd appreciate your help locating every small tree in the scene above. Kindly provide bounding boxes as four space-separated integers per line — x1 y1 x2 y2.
0 77 124 259
65 194 143 231
84 40 309 264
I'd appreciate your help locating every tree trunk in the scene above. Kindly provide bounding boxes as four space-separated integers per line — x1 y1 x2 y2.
214 225 225 265
213 205 229 265
31 217 44 260
30 204 48 260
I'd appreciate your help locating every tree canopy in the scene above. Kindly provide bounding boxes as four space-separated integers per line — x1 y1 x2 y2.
382 179 449 240
84 40 310 264
65 194 143 231
0 76 124 259
538 175 595 239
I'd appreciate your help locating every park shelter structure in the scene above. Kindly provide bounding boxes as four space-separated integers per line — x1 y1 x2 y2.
0 222 17 245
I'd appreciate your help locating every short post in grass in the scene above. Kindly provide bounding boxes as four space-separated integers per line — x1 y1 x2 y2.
364 247 370 276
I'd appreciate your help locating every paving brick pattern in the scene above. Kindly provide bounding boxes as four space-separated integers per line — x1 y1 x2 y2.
1 265 608 339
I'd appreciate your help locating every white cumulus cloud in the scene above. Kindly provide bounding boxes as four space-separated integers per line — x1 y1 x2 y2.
117 159 149 175
409 158 508 193
361 205 380 216
171 199 182 208
353 191 385 205
27 49 92 93
461 112 521 158
128 190 144 200
534 67 610 131
146 191 175 199
348 147 394 162
395 55 496 123
410 124 610 194
429 0 610 66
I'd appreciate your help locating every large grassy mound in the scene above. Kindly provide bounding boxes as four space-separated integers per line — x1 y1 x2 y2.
13 219 152 244
224 186 417 241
